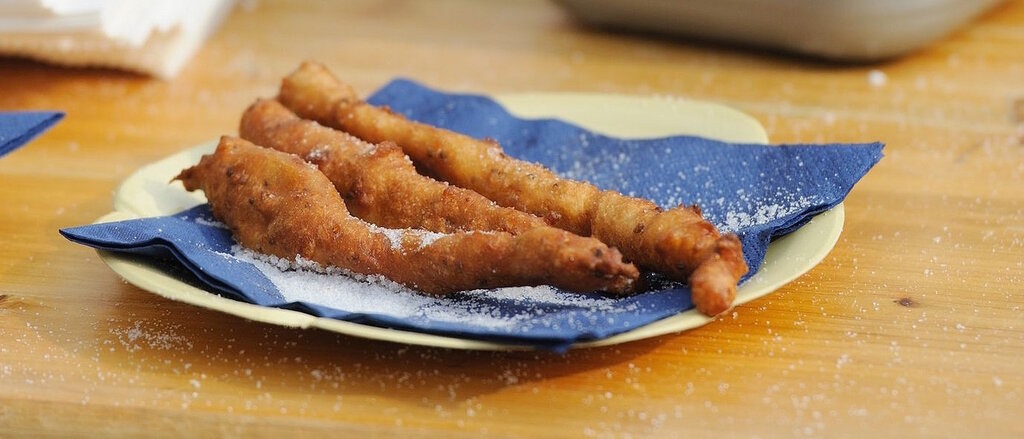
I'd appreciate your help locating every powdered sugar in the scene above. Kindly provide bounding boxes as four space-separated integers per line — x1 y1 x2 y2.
550 136 830 236
719 195 819 233
868 69 888 87
372 226 406 250
192 217 229 229
304 145 330 162
412 230 447 249
364 224 451 251
228 245 624 332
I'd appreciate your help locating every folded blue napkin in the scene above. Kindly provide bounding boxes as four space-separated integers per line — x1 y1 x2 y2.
61 80 882 350
1 112 64 158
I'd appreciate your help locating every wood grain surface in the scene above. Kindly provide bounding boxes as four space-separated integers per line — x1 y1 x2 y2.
1 1 1022 437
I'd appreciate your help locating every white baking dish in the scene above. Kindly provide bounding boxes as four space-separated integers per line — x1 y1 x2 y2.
553 0 1005 60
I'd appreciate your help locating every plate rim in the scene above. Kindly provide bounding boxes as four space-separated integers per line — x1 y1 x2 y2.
94 92 844 351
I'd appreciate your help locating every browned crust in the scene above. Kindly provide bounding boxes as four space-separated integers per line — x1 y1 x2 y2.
239 98 547 234
278 61 748 315
176 137 639 295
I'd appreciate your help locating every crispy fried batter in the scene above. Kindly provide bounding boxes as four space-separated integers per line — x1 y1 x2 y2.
176 137 639 295
278 61 748 315
239 98 547 234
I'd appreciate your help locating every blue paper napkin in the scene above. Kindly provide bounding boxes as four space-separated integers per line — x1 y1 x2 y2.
60 80 883 350
1 112 64 158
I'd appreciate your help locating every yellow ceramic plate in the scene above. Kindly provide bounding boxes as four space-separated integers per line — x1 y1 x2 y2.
96 93 843 350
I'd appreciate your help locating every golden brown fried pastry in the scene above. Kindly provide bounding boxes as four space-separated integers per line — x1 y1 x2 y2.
277 61 748 315
176 137 639 295
239 98 547 234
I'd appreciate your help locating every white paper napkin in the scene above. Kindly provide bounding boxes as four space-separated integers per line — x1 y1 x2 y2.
0 0 234 78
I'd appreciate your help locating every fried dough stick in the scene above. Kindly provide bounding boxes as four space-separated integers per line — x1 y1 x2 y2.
278 62 748 315
239 98 546 234
176 137 639 295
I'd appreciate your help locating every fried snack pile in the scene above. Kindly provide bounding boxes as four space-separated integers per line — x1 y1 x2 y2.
276 62 748 315
176 138 639 295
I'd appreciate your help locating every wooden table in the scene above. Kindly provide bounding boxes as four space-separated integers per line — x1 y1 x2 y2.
2 1 1022 436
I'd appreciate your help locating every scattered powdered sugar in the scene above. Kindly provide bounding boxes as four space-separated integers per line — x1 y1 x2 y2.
695 185 821 234
719 195 819 233
372 226 406 250
236 247 332 273
549 138 826 235
193 217 229 229
109 321 195 353
229 245 622 332
411 230 447 249
868 69 888 87
304 145 330 161
365 224 451 251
